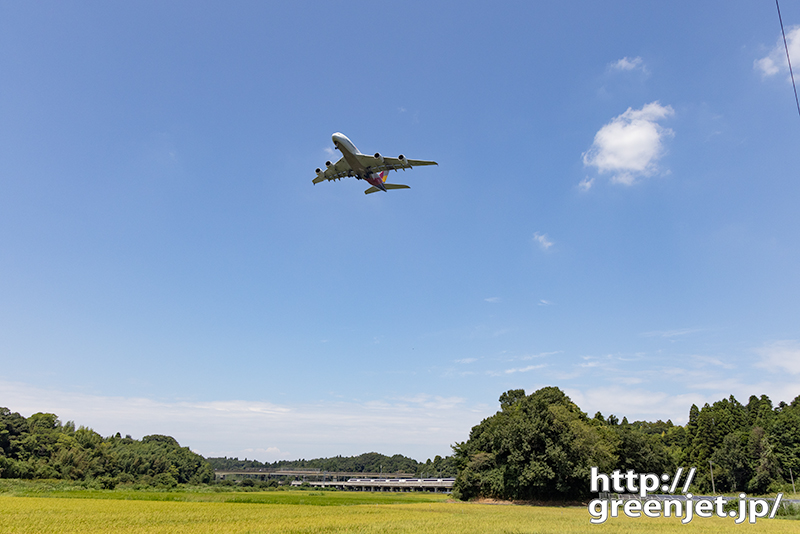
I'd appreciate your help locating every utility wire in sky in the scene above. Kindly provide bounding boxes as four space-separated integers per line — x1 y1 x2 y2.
776 0 800 119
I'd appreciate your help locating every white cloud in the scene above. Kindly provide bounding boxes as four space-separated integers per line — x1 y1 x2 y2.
468 325 512 339
578 176 594 191
562 347 800 424
582 101 674 185
690 355 737 371
755 56 781 77
566 386 705 424
563 373 800 424
538 299 553 306
640 328 703 338
500 351 559 363
609 56 646 72
533 232 553 250
756 340 800 374
518 351 559 360
484 297 501 303
391 394 468 411
454 357 477 364
489 364 546 376
508 364 546 374
0 380 491 463
755 26 800 80
617 376 643 386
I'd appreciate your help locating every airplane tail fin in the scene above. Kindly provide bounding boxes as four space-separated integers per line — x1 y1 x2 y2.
364 183 410 194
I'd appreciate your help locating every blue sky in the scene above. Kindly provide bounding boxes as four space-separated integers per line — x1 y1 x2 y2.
2 1 800 462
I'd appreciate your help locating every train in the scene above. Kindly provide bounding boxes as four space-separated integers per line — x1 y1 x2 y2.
346 478 455 483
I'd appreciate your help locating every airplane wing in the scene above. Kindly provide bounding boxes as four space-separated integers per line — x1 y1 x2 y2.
354 154 438 173
312 157 353 184
364 184 411 195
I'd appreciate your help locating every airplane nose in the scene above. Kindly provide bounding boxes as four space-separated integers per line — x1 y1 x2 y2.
331 132 356 154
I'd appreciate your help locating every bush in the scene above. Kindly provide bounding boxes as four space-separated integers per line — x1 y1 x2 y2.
152 472 177 488
774 501 800 519
96 476 117 490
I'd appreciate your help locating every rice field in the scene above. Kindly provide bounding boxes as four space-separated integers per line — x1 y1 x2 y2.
1 490 797 533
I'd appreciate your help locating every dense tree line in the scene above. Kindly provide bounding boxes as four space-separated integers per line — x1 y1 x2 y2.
0 408 213 488
452 387 800 501
207 452 456 477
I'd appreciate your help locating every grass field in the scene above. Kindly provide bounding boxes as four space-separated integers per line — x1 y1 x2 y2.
1 485 797 533
0 479 448 506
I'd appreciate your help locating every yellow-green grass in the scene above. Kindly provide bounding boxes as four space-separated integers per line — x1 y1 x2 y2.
2 494 797 534
1 486 450 506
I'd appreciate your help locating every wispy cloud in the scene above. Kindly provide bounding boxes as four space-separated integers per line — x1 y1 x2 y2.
504 351 560 362
755 26 800 80
468 325 512 340
484 297 501 303
454 357 477 364
533 232 553 250
538 299 553 306
756 340 800 374
566 386 705 424
609 56 647 73
391 394 468 411
582 101 674 185
578 176 595 191
523 351 559 360
508 364 546 374
616 376 644 385
690 355 737 371
640 328 703 338
489 364 547 376
567 373 800 425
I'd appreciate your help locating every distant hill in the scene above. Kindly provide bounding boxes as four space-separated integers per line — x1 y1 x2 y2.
207 451 456 477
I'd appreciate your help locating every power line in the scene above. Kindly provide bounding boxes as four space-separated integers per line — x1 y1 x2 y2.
776 0 800 119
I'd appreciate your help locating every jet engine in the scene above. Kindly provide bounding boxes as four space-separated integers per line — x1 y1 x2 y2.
325 160 333 167
398 154 407 165
373 152 384 164
315 168 323 175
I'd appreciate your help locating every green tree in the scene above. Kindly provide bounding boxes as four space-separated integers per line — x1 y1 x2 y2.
710 432 750 492
614 426 675 475
453 387 615 501
747 426 780 494
770 395 800 481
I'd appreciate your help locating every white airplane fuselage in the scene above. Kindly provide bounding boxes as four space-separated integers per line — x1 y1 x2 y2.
331 132 388 192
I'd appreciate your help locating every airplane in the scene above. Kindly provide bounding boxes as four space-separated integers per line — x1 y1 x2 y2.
313 133 437 194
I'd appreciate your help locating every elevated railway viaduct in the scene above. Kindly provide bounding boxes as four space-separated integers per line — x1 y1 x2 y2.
290 478 454 492
214 470 454 492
